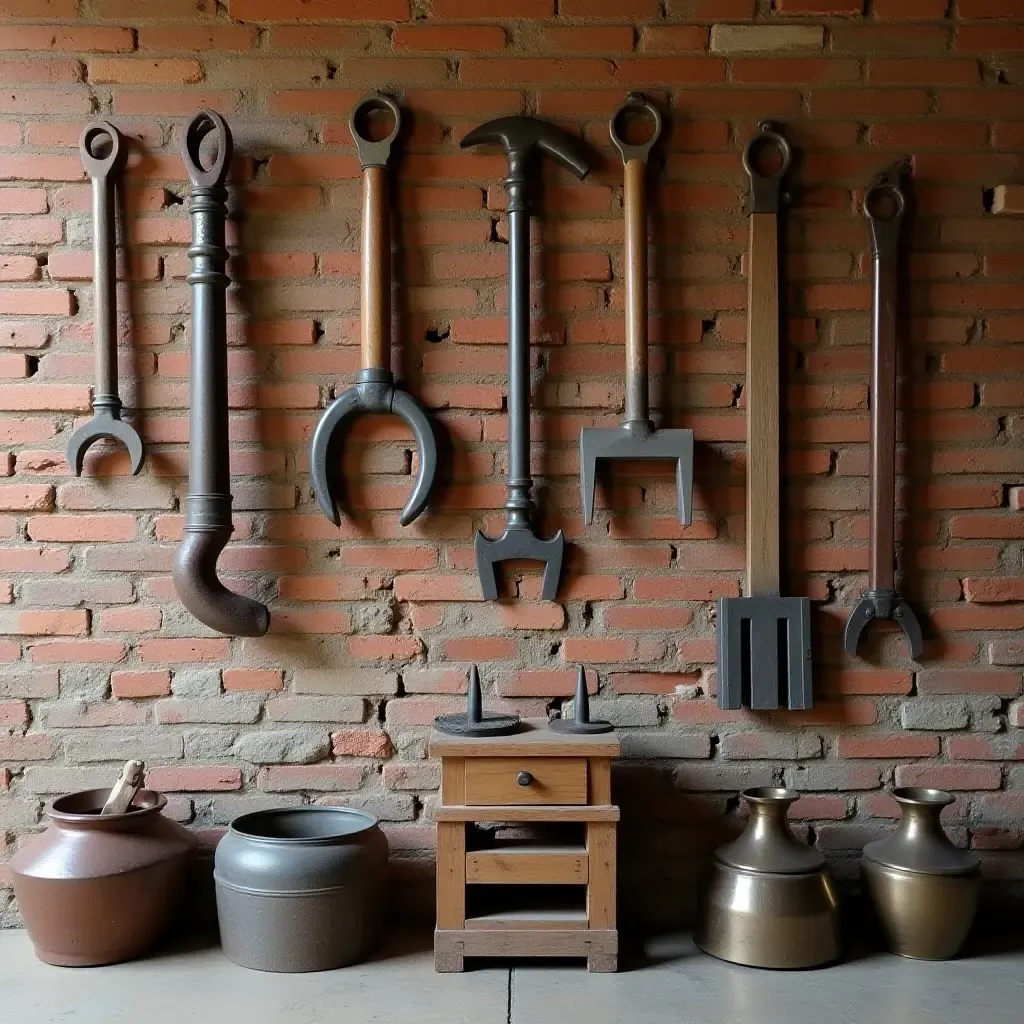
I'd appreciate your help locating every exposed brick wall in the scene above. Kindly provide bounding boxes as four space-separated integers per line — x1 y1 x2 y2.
0 1 1023 928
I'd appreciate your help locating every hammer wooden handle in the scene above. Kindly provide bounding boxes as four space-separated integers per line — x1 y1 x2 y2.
623 158 649 423
361 165 389 372
745 211 781 596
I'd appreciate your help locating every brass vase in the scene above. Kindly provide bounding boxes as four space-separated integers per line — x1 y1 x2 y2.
862 787 980 960
696 787 840 969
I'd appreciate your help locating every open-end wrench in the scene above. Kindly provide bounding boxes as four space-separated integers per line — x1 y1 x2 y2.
67 121 144 475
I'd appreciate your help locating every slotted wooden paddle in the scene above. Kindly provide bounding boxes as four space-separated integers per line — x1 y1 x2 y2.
717 122 812 712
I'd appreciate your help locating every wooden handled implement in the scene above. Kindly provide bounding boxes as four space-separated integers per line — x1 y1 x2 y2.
717 122 812 712
310 94 438 527
844 164 923 659
578 93 693 526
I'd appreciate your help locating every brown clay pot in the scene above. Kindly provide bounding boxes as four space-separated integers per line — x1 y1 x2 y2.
11 788 197 966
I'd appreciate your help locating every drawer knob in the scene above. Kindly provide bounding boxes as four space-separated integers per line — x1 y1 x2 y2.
516 771 533 787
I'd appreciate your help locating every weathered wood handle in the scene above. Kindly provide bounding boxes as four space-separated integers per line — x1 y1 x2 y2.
361 165 389 372
622 158 649 423
101 759 145 815
745 211 781 596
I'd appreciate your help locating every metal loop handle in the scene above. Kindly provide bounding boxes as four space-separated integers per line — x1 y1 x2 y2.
609 91 662 166
742 120 791 215
349 93 401 169
79 121 124 180
864 161 908 258
180 110 232 189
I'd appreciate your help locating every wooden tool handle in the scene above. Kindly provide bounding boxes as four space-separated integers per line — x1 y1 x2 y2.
622 158 648 422
101 759 145 815
361 165 389 371
745 211 781 596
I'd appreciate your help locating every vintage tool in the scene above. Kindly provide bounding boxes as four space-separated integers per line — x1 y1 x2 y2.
174 111 270 638
216 806 388 972
862 788 979 960
66 121 144 476
461 117 591 600
430 718 620 972
551 665 612 735
579 94 692 526
100 759 144 815
311 94 437 527
696 787 840 969
844 164 923 660
717 123 812 712
434 665 520 737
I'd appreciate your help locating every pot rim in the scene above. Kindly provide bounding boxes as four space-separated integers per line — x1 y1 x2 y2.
228 805 379 844
46 787 166 822
891 786 955 808
741 786 799 805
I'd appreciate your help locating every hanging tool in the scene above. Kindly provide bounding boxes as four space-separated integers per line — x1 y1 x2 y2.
310 94 437 527
174 110 269 638
461 116 591 600
66 121 144 476
844 163 923 660
579 93 692 526
718 122 812 712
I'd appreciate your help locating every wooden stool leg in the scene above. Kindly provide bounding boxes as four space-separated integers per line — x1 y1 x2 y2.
588 953 617 973
435 821 467 973
435 951 465 973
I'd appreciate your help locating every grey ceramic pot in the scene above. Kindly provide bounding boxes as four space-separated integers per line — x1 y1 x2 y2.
215 806 388 972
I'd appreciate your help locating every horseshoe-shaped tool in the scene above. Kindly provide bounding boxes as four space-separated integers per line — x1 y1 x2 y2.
67 121 144 475
579 93 693 526
844 163 923 660
310 94 437 526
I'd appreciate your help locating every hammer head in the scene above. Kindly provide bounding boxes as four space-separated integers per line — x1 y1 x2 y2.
579 423 693 526
461 116 591 180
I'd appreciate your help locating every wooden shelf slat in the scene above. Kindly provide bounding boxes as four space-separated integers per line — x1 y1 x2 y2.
466 843 588 885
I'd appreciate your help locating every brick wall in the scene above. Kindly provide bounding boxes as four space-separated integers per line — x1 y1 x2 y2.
0 0 1023 929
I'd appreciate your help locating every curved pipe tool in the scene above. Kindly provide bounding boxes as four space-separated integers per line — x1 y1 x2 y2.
173 111 269 638
461 116 591 600
718 123 812 712
844 163 923 660
310 95 437 527
579 94 692 526
67 121 144 476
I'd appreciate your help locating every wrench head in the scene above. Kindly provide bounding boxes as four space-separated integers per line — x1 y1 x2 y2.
310 375 438 528
66 414 144 477
474 525 565 602
843 590 923 660
579 424 693 526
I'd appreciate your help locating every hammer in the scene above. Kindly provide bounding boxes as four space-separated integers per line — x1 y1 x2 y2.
579 94 693 526
461 117 591 601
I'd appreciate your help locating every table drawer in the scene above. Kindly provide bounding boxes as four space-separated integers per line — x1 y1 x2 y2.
463 757 587 806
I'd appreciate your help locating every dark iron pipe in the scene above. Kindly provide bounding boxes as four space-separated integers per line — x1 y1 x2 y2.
173 111 269 637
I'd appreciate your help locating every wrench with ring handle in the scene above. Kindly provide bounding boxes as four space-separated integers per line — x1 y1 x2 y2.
67 121 144 476
310 94 438 527
844 162 923 660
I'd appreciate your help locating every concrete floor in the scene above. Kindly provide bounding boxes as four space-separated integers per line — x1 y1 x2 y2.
1 929 1021 1024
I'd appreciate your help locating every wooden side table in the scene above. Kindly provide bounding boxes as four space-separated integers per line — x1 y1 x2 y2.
429 719 620 973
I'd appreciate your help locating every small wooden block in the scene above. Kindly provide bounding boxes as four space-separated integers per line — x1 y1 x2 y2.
466 845 588 885
588 954 618 973
993 184 1024 215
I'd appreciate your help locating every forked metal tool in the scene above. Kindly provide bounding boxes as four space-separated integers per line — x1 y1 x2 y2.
67 121 144 475
461 116 591 601
579 93 692 526
844 163 923 660
718 122 812 712
310 94 437 527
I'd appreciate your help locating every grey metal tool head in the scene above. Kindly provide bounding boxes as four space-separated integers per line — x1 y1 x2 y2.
433 665 521 737
579 93 692 526
67 120 144 477
844 589 923 660
550 665 613 734
460 116 591 180
309 94 438 528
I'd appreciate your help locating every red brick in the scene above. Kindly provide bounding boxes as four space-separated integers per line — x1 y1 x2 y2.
895 764 1003 791
88 57 203 84
0 27 135 52
228 0 411 16
956 24 1024 50
222 668 284 692
775 0 861 10
138 26 257 50
15 609 89 636
837 735 941 759
917 669 1022 697
429 0 551 14
393 26 505 51
111 669 171 699
332 729 393 758
348 635 424 661
138 638 231 664
443 636 517 661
